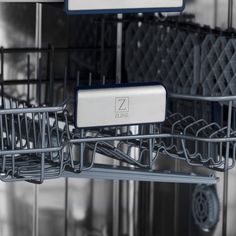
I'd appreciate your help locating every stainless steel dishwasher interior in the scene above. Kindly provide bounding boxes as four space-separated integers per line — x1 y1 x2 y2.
0 1 236 236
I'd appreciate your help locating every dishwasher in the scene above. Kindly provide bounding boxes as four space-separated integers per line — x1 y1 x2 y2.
0 0 235 236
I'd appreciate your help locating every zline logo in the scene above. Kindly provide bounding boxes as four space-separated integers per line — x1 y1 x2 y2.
115 97 129 118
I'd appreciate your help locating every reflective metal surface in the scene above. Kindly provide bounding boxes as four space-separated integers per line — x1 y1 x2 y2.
0 182 34 236
0 1 62 2
67 179 113 236
1 1 236 236
38 179 65 236
0 3 36 236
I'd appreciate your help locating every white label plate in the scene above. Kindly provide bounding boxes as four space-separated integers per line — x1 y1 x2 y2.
76 85 166 128
66 0 184 14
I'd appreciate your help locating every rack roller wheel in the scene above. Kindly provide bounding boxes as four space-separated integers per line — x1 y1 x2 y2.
192 184 220 232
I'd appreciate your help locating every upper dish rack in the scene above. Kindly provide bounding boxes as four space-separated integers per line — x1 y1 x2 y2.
0 91 235 183
1 16 236 183
0 95 70 183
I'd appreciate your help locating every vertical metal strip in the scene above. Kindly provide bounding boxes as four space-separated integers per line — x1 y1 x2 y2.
100 18 105 81
148 125 154 236
149 124 154 168
214 0 218 27
128 180 134 236
193 45 200 95
64 16 71 235
228 0 233 29
113 169 120 236
65 14 72 232
149 182 154 236
41 113 46 182
0 47 4 107
223 101 233 236
11 111 15 177
0 49 4 174
27 55 31 104
37 58 42 105
35 4 42 51
48 46 55 106
113 14 123 236
33 3 42 236
33 185 39 236
64 178 69 236
80 129 85 171
115 14 123 84
35 3 42 103
222 1 234 235
134 181 139 236
173 160 180 236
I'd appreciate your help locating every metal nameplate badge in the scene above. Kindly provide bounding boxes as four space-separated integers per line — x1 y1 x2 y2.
76 84 167 128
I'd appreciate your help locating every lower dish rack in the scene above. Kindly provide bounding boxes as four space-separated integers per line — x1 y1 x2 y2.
0 92 235 184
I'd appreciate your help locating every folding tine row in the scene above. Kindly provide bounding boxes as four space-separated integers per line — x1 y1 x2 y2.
156 110 236 171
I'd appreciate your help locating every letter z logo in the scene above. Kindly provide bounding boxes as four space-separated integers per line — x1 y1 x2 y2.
115 97 129 113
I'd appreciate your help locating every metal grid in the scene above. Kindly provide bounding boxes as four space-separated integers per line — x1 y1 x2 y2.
2 19 236 183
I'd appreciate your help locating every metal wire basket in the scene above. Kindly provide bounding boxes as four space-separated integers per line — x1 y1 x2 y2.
156 94 236 171
1 27 236 183
1 81 236 183
69 93 236 174
0 96 71 183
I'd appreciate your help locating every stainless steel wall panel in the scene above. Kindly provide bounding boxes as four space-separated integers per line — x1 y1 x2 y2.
0 2 235 236
0 4 36 236
38 179 65 236
0 182 35 236
0 1 62 2
185 0 228 28
67 178 113 236
0 3 37 101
